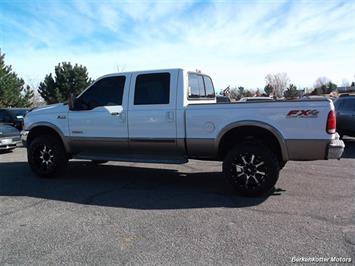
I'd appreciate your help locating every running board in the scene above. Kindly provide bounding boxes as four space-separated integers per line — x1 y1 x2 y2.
73 153 188 164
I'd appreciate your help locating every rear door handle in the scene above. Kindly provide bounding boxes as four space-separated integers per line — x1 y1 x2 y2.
111 112 120 116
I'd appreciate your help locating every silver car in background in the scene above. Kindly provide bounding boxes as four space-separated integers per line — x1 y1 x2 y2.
0 124 21 151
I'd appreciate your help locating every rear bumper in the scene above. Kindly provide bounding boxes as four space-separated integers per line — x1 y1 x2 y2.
327 137 345 159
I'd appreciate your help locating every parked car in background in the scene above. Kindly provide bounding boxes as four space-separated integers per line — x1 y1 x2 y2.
334 95 355 137
216 95 231 103
0 124 21 151
0 108 30 131
238 97 274 102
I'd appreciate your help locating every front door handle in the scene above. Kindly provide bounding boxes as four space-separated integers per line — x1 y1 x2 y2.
112 112 126 122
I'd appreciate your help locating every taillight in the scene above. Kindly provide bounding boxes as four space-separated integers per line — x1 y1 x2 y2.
326 110 336 134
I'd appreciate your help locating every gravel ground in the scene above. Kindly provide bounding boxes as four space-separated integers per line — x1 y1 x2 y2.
0 138 354 265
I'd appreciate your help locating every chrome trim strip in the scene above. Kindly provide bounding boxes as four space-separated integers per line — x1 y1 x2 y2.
130 138 176 143
68 137 128 142
73 153 188 164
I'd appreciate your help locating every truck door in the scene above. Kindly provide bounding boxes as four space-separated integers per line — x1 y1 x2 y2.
68 74 130 154
128 71 178 154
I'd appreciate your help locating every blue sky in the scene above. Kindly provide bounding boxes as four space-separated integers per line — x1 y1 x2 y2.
1 0 354 91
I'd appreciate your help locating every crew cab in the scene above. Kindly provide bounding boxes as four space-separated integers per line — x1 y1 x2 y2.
22 68 345 196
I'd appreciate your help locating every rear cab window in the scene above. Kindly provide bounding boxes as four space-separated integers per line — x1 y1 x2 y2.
188 73 215 99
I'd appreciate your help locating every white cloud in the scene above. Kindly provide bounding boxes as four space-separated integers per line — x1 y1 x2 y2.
1 0 354 91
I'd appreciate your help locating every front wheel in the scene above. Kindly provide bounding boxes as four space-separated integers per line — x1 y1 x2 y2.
223 142 280 196
28 135 68 178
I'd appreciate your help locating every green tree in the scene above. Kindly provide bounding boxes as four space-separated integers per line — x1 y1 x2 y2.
284 84 299 99
0 51 34 107
264 84 273 96
238 86 245 96
38 62 92 104
313 77 337 94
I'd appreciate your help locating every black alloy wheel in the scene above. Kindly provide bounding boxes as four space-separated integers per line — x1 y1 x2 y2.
223 142 280 196
28 135 68 177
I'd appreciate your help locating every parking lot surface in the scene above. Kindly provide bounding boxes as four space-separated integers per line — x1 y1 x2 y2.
1 139 354 265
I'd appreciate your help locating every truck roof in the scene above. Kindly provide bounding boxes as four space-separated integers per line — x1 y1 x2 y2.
99 68 184 77
97 68 210 80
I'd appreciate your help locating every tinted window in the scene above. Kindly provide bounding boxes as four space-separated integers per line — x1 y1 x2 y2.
77 76 125 110
0 110 12 122
203 76 215 97
188 73 215 98
342 99 355 112
134 73 170 105
188 74 205 98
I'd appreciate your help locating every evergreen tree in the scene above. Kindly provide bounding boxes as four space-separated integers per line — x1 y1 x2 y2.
38 62 92 104
284 84 299 99
0 51 34 107
264 84 274 96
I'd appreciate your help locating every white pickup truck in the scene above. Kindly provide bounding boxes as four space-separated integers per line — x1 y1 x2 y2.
22 68 345 196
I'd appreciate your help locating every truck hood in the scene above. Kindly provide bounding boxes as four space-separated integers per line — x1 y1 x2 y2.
29 103 68 116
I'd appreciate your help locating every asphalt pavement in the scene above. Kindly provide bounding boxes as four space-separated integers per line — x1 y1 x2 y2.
0 138 354 265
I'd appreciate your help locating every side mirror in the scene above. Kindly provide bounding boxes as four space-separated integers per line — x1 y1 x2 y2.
68 94 75 110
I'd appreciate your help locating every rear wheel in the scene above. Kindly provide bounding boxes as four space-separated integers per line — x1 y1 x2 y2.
28 135 68 177
223 142 280 196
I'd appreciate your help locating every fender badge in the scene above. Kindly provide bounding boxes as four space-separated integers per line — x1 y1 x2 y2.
287 110 319 118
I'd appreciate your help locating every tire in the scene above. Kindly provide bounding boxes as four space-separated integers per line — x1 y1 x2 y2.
92 160 108 164
28 135 68 178
223 142 280 196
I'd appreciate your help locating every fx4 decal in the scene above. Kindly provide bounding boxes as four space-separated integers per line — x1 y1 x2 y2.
287 110 319 118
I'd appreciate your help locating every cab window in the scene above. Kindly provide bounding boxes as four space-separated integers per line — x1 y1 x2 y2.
76 76 126 110
203 76 215 98
134 73 170 105
188 73 215 99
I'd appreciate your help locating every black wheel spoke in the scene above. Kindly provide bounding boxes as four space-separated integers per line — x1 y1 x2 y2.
231 152 267 189
32 143 56 174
